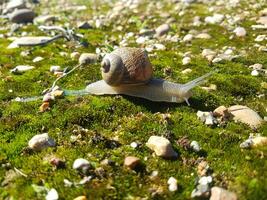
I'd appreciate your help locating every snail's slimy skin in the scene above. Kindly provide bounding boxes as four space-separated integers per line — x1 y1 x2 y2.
84 79 191 103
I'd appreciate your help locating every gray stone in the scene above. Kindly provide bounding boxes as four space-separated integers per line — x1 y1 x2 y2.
9 9 35 23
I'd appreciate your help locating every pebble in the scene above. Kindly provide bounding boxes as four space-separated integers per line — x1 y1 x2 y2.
197 161 209 176
73 158 91 174
50 66 61 73
251 69 259 76
10 65 34 74
233 27 246 37
77 21 92 29
213 106 231 118
210 187 237 200
136 36 147 44
33 56 44 63
73 196 87 200
167 177 178 192
71 52 81 60
124 156 141 169
28 133 56 151
197 111 217 125
9 9 35 23
228 105 263 128
154 43 166 50
45 188 58 200
255 35 266 42
34 15 56 24
3 0 26 14
190 141 201 152
183 34 194 42
240 135 267 148
182 57 191 65
146 136 178 159
130 142 138 148
155 24 170 37
79 53 98 65
195 33 211 39
249 63 262 70
181 68 192 74
205 14 224 24
39 102 50 112
8 37 52 49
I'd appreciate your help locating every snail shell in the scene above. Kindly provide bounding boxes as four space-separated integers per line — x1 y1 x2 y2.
101 47 153 86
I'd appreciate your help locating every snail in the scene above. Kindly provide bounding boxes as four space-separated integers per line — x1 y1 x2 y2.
15 47 214 105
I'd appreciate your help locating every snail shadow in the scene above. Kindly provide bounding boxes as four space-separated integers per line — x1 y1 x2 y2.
122 95 210 113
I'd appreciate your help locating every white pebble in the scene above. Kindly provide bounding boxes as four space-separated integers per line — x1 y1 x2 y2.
190 141 201 152
45 188 58 200
130 142 138 148
183 34 194 42
28 133 56 151
251 70 259 76
50 66 61 73
33 56 44 63
168 177 178 192
182 57 191 65
233 27 246 37
146 136 178 158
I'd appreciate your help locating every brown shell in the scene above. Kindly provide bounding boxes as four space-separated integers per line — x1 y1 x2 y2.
102 47 153 85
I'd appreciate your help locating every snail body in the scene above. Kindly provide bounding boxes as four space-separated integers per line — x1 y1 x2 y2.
80 47 212 104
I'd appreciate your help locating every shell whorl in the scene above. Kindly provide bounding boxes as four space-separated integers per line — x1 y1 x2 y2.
101 47 153 86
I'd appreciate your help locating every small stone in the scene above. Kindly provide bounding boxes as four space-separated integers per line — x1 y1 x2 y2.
255 35 266 42
197 161 209 176
199 176 212 185
190 141 201 152
233 27 246 37
73 158 91 174
155 24 170 37
10 65 34 74
205 14 224 24
28 133 55 151
210 187 237 200
39 102 50 112
146 136 178 159
228 105 263 128
71 52 80 60
136 36 147 44
8 37 52 49
249 63 262 70
195 33 211 39
50 66 61 73
167 177 178 192
77 21 92 29
9 9 35 24
154 43 166 50
181 68 192 74
73 196 87 200
197 111 217 125
201 84 217 92
251 69 259 76
182 57 191 65
213 106 230 118
3 0 26 14
46 188 58 200
240 136 267 149
79 53 98 65
124 156 141 169
130 142 138 148
33 56 44 63
183 34 194 42
34 15 56 24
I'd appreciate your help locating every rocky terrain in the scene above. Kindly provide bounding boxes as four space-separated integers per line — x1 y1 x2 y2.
0 0 266 199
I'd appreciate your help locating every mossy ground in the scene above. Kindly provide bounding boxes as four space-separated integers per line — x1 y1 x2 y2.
0 0 266 199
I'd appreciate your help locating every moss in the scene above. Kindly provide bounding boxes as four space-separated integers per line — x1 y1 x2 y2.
0 0 266 199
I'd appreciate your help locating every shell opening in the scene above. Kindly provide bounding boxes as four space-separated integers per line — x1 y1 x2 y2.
101 59 110 73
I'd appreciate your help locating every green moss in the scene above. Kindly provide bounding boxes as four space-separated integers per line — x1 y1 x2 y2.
0 0 266 199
